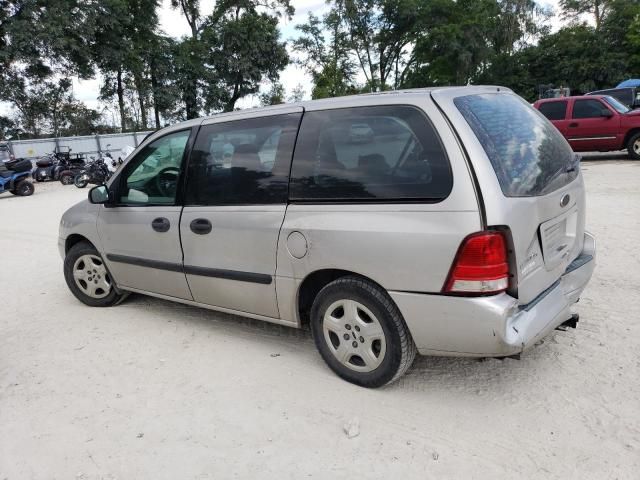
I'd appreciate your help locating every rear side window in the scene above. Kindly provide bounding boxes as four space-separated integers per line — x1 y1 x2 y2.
538 101 567 120
454 93 576 197
289 106 452 201
572 99 607 119
185 113 301 205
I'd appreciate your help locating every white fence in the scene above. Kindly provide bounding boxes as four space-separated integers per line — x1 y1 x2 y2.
6 131 154 159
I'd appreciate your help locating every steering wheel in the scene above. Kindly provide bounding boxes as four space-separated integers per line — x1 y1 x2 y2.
155 166 180 198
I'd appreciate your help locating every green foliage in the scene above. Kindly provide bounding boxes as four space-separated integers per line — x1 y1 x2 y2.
201 7 289 112
288 83 306 103
260 82 286 106
293 12 358 99
560 0 612 28
334 0 421 91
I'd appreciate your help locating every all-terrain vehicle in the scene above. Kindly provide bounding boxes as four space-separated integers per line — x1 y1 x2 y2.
0 157 35 196
34 147 86 183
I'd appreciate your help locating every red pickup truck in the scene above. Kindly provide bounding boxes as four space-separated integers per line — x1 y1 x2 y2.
533 95 640 159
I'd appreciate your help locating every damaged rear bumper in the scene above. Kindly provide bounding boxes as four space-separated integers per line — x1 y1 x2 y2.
390 232 596 357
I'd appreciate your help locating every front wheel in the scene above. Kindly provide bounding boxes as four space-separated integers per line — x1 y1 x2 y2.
63 242 123 307
74 174 89 188
627 132 640 160
13 180 34 196
310 276 416 388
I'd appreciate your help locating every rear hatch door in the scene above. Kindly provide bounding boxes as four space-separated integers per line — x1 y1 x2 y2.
431 87 585 304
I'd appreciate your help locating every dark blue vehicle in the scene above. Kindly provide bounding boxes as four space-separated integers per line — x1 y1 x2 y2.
0 157 35 196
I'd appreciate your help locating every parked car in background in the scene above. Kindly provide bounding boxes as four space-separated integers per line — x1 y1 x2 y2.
59 86 595 387
587 87 640 110
534 95 640 159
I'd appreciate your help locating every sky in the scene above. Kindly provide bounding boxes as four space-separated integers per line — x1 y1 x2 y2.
4 0 562 120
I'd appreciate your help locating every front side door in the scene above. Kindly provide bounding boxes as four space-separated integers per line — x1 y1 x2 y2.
180 110 302 318
567 99 620 151
98 128 194 299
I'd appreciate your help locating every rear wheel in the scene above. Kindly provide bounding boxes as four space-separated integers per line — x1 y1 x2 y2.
310 276 416 388
64 242 123 307
627 132 640 160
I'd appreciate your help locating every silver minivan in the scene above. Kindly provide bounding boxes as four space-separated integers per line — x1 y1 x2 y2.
59 86 596 387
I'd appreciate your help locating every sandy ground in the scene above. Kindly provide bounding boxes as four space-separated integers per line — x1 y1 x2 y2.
1 160 639 479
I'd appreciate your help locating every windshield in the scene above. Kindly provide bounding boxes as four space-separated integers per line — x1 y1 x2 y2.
454 93 577 197
603 96 630 113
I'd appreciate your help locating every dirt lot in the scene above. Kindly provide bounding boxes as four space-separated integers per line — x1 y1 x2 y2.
1 160 639 479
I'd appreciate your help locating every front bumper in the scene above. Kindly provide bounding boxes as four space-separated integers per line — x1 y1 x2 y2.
390 232 596 357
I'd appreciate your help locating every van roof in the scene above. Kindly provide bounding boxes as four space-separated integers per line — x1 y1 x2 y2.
199 85 511 121
151 85 512 139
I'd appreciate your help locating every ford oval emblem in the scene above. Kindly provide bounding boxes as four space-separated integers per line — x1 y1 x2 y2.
560 194 570 208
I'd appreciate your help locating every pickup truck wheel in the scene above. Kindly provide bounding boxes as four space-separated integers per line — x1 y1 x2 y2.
310 276 416 388
627 132 640 160
64 241 123 307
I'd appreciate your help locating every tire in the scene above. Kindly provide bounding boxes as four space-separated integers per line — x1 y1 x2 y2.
74 174 89 188
310 276 417 388
63 241 123 307
627 132 640 160
15 180 34 196
60 173 74 185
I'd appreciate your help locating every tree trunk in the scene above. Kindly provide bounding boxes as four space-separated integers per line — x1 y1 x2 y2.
224 82 240 112
184 79 199 119
117 67 126 132
150 68 161 129
134 72 147 129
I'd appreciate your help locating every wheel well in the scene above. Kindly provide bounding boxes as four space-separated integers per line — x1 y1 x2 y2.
297 269 381 327
65 234 92 254
623 128 640 148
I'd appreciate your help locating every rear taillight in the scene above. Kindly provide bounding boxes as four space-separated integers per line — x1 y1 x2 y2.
443 231 509 295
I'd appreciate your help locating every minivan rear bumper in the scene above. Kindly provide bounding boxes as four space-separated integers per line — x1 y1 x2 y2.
389 232 596 357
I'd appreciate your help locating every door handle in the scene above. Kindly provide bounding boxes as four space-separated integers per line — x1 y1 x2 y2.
151 217 170 233
190 218 212 235
569 122 579 128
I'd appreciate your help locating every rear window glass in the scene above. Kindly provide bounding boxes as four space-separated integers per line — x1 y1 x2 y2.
289 106 452 201
538 101 567 120
454 93 576 197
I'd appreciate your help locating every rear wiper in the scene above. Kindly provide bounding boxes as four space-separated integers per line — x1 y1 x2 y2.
566 154 581 173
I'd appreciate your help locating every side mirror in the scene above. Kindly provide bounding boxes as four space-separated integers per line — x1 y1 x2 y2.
601 109 614 118
88 185 111 204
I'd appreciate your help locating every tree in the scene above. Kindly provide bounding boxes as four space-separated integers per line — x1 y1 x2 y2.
334 0 420 91
403 0 500 87
560 0 612 29
93 0 162 131
202 3 290 112
288 83 306 103
526 24 627 95
170 0 206 118
292 12 358 99
0 116 17 140
260 82 286 106
148 35 181 127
